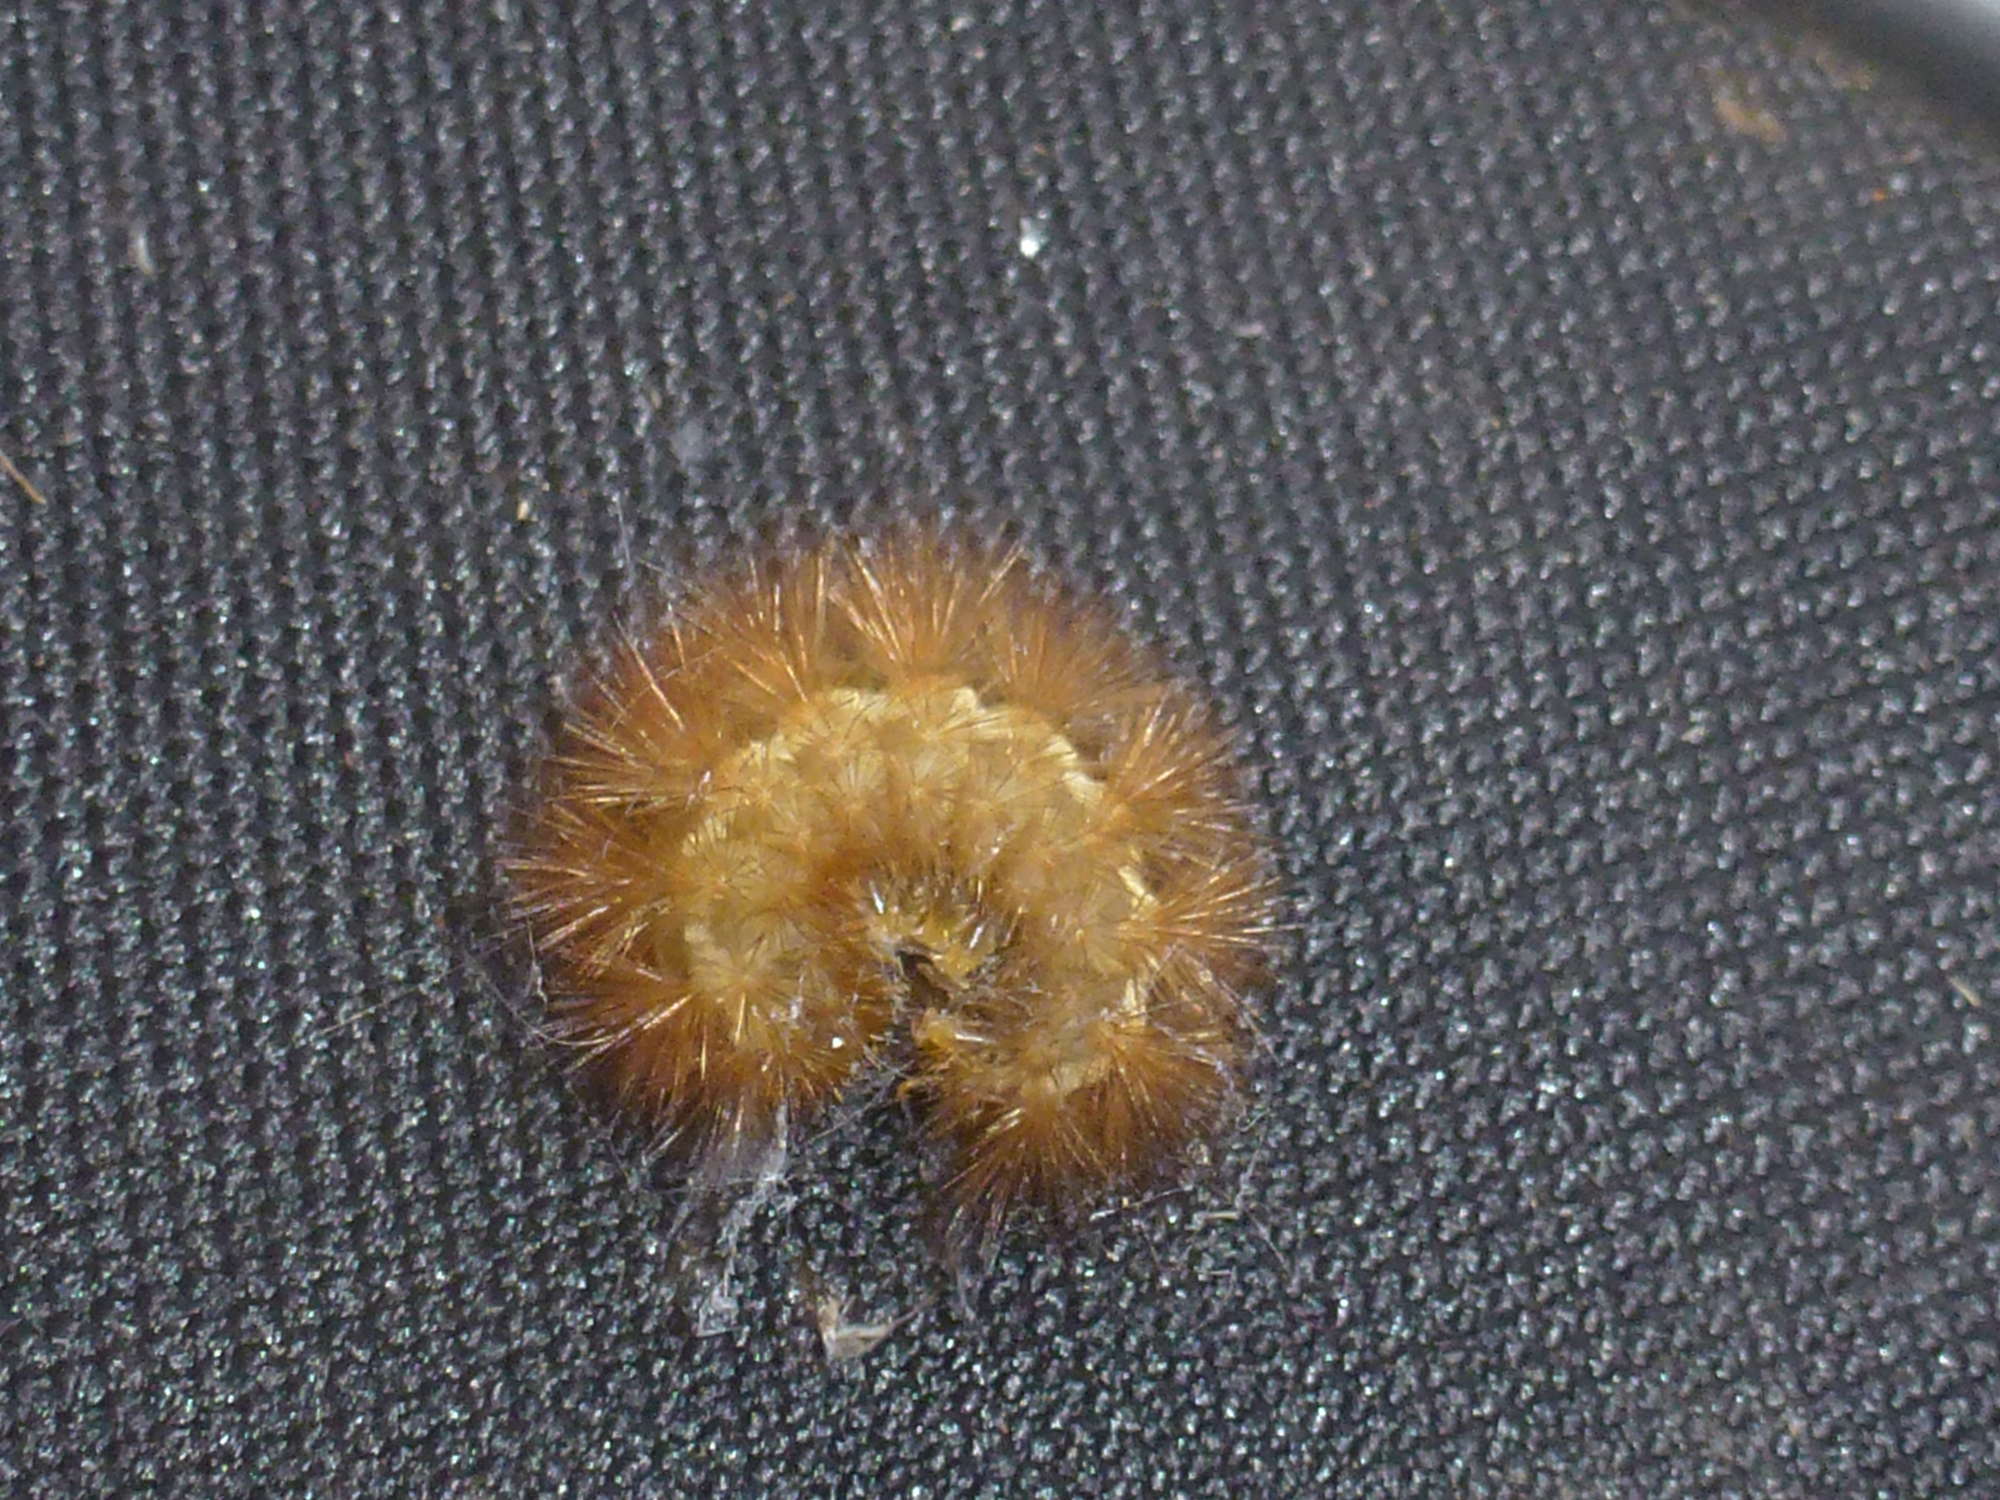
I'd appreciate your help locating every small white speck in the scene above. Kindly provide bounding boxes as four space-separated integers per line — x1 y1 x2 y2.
1017 215 1048 260
828 1035 845 1050
670 417 713 467
129 226 156 276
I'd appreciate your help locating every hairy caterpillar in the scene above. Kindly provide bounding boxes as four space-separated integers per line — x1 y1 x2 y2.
508 527 1276 1259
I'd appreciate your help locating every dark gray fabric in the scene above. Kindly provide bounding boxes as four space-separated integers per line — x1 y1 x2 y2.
5 2 1998 1495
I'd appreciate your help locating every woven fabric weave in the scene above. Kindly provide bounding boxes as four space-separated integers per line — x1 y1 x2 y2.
5 2 1998 1494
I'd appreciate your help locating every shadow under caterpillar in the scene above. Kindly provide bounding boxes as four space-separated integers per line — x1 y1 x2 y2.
507 526 1277 1279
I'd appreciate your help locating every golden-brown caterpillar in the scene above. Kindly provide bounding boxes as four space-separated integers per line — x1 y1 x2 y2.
508 528 1275 1253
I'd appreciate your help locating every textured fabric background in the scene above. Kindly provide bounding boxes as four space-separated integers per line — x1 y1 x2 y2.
5 2 1998 1495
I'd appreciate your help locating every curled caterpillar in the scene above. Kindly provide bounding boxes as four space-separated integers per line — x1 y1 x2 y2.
508 527 1276 1255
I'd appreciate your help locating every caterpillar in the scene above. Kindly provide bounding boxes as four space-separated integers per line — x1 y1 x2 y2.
507 526 1276 1259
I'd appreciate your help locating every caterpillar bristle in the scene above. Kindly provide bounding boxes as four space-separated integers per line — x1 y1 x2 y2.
507 525 1278 1268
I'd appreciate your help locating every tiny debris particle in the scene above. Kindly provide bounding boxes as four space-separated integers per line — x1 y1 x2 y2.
303 1002 390 1043
814 1291 900 1363
129 225 157 276
1948 976 1983 1008
1 447 49 506
1017 215 1048 260
1711 79 1787 144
